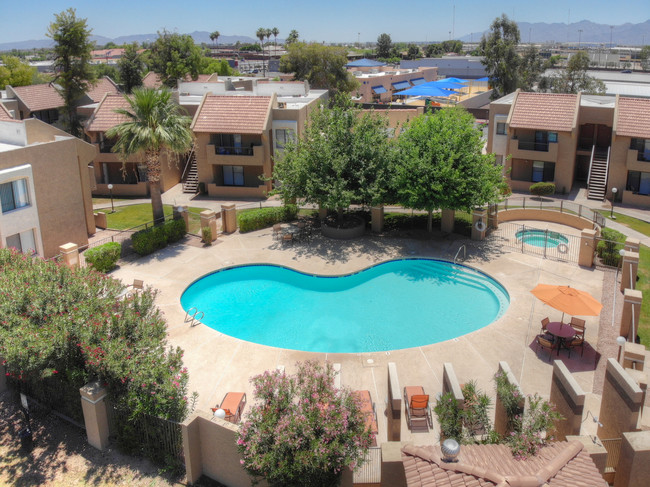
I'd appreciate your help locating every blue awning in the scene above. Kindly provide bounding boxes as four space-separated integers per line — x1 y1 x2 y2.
346 58 386 68
392 81 410 90
372 85 387 94
410 77 426 86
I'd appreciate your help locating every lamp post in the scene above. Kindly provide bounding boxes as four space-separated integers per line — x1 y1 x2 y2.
107 183 115 213
617 336 626 363
610 187 617 219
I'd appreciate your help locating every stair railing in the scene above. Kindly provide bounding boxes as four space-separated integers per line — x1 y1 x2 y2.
587 145 595 189
603 146 611 193
180 145 196 182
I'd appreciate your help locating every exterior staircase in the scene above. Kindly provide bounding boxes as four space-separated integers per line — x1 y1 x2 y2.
587 147 610 201
182 149 199 194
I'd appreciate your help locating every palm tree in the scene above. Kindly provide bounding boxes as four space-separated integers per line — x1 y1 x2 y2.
210 30 220 49
106 88 193 223
271 27 279 52
256 27 267 76
265 28 273 72
286 30 299 45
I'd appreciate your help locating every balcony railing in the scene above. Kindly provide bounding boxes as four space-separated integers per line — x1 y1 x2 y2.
517 139 549 152
214 146 254 156
99 142 116 153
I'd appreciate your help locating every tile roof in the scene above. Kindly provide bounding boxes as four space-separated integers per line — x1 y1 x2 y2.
192 95 272 134
0 103 14 121
10 83 65 113
401 441 607 487
142 72 163 89
86 77 120 103
509 92 578 132
85 94 131 132
615 96 650 139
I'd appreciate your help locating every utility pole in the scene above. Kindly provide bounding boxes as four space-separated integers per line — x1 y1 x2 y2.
610 26 614 49
529 28 532 45
357 32 360 48
452 4 455 40
578 29 583 49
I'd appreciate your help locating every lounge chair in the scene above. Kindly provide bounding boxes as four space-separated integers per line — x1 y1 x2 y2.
566 335 585 358
570 317 586 337
117 279 144 300
535 334 558 362
403 386 432 430
353 390 378 446
212 392 247 423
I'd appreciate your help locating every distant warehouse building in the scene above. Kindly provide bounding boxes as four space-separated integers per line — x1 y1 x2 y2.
401 56 486 80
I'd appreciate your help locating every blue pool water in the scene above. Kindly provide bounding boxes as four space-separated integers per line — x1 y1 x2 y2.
516 229 569 248
180 259 510 353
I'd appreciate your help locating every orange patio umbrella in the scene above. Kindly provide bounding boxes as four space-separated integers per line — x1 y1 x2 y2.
530 284 603 321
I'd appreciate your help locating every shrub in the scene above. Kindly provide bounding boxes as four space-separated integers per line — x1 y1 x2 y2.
164 218 186 243
84 241 121 273
434 392 463 442
237 361 372 487
201 226 212 244
529 182 555 197
597 227 626 266
132 225 168 255
508 394 563 460
237 204 298 233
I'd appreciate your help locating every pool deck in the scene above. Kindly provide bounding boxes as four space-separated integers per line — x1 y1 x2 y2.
110 224 611 445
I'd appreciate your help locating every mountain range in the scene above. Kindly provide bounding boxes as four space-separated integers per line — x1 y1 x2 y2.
1 20 648 52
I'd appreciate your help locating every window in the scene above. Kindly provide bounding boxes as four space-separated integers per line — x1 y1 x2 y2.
496 122 506 135
627 171 650 195
6 230 36 255
548 132 558 143
223 165 244 186
275 129 296 149
631 138 650 162
532 161 555 182
0 179 30 213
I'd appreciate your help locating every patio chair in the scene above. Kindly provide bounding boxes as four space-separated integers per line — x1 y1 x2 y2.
282 232 293 246
403 386 433 430
117 279 144 300
212 392 247 423
353 390 378 446
535 334 558 362
272 223 283 241
540 317 554 341
566 335 585 358
570 317 586 337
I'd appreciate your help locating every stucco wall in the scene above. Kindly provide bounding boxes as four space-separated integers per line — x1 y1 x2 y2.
497 209 598 231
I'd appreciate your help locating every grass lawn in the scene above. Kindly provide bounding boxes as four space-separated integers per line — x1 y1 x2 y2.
596 210 650 236
92 197 133 205
104 204 209 231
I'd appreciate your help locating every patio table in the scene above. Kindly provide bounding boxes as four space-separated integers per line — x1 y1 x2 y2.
546 321 577 355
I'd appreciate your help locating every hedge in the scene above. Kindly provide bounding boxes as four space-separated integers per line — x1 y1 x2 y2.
238 205 298 233
132 218 187 256
84 241 121 273
597 227 626 266
529 182 555 197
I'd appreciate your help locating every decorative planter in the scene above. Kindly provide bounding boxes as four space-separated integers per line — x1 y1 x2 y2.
321 215 365 240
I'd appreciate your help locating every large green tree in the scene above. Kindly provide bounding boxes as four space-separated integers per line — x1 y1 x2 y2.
279 43 358 96
480 14 521 98
395 107 506 231
519 46 545 91
641 45 650 71
118 42 144 93
106 88 193 223
147 30 202 87
543 51 606 94
46 8 96 136
286 29 299 45
273 97 395 214
0 55 36 89
376 33 392 59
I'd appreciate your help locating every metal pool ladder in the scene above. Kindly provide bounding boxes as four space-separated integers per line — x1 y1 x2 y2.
185 307 204 327
453 244 466 264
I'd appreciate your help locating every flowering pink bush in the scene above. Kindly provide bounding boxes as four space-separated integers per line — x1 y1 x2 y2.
508 393 563 460
237 361 373 487
0 248 192 422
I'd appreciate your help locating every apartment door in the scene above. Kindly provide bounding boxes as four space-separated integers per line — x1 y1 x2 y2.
579 124 595 149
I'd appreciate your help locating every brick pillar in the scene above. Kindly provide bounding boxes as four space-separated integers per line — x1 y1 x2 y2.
620 289 642 342
578 229 597 268
94 212 107 230
181 414 203 485
174 205 189 232
624 237 640 253
620 251 639 292
200 210 218 242
597 359 643 441
220 204 237 234
549 361 585 441
494 361 524 437
59 243 79 269
614 431 650 487
488 204 499 230
318 206 328 220
440 209 455 234
371 206 384 233
471 208 487 241
80 381 110 450
387 362 401 441
623 342 646 371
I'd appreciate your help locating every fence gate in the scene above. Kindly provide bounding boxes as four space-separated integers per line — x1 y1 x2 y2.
491 222 582 264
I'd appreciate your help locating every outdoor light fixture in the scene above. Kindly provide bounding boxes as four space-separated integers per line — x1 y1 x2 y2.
617 335 627 362
107 183 115 213
610 187 617 219
584 410 604 428
213 408 226 420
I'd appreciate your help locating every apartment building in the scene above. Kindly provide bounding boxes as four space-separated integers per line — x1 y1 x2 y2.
0 118 96 258
4 83 65 124
350 66 438 103
85 93 182 197
487 90 650 207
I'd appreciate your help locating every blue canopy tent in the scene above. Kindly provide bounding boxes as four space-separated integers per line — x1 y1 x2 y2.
392 84 455 98
475 77 489 82
430 80 465 90
441 77 468 84
346 58 385 68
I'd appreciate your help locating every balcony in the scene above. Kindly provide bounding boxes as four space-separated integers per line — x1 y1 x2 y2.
206 144 264 166
509 138 558 162
517 139 548 152
626 148 650 171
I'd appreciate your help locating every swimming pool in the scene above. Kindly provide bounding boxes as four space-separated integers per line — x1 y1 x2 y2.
180 259 510 353
516 229 569 249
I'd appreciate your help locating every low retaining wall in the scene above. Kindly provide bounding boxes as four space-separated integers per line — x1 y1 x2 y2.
498 208 600 233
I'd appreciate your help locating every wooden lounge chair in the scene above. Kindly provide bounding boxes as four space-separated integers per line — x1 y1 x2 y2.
212 392 247 423
403 386 432 430
353 390 378 446
535 334 558 362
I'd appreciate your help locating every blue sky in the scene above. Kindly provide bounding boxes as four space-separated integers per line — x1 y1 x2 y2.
1 0 648 44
